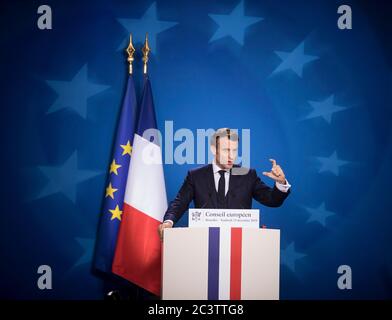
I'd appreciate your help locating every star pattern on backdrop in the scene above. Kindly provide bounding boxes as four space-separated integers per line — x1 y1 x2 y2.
73 238 95 268
281 242 307 273
37 151 102 203
27 0 365 288
304 202 336 227
208 0 263 45
117 2 178 52
272 41 319 77
316 151 350 176
305 95 348 124
46 64 110 118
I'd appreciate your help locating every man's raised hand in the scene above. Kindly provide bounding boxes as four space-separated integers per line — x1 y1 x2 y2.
262 159 286 184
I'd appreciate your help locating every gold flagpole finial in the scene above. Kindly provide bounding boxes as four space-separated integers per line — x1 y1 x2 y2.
126 34 135 75
142 33 151 75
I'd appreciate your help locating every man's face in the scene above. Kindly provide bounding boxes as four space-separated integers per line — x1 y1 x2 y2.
213 136 238 169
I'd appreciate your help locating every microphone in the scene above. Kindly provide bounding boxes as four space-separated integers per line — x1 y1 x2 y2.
105 290 122 301
201 192 213 209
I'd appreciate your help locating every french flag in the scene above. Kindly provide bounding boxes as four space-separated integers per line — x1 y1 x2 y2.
112 77 167 296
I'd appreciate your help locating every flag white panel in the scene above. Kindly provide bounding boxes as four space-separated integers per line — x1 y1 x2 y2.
124 133 167 221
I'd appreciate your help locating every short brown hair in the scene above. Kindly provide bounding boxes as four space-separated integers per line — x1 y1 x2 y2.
210 128 239 148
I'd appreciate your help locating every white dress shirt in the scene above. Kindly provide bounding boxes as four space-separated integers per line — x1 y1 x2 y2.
212 160 230 195
163 160 291 226
212 159 291 194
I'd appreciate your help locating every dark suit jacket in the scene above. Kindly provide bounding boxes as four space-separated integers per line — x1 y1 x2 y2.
164 164 290 224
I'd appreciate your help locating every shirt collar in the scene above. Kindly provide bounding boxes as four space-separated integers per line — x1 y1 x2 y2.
212 159 230 174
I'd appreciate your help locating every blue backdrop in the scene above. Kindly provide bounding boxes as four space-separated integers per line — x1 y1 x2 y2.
1 0 391 299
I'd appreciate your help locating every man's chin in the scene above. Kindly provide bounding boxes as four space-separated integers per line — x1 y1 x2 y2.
223 163 234 169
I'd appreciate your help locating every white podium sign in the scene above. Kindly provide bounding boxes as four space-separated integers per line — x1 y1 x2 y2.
188 208 259 228
162 227 280 300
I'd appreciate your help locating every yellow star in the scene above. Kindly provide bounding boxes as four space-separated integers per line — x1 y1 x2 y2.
120 140 132 156
109 159 121 175
105 182 118 199
109 205 123 221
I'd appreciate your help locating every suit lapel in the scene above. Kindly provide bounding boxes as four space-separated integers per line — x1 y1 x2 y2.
205 164 242 208
227 167 241 208
206 164 218 208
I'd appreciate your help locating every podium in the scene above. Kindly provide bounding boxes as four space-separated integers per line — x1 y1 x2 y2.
161 209 280 300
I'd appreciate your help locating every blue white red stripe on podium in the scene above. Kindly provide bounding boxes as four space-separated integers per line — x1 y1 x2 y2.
207 227 243 300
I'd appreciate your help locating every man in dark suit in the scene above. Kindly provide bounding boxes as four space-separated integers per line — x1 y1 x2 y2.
158 128 291 239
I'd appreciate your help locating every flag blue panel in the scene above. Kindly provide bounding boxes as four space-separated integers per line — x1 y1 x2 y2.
93 76 138 273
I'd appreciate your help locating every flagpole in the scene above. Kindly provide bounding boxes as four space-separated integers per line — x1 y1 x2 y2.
142 33 150 75
126 34 135 75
